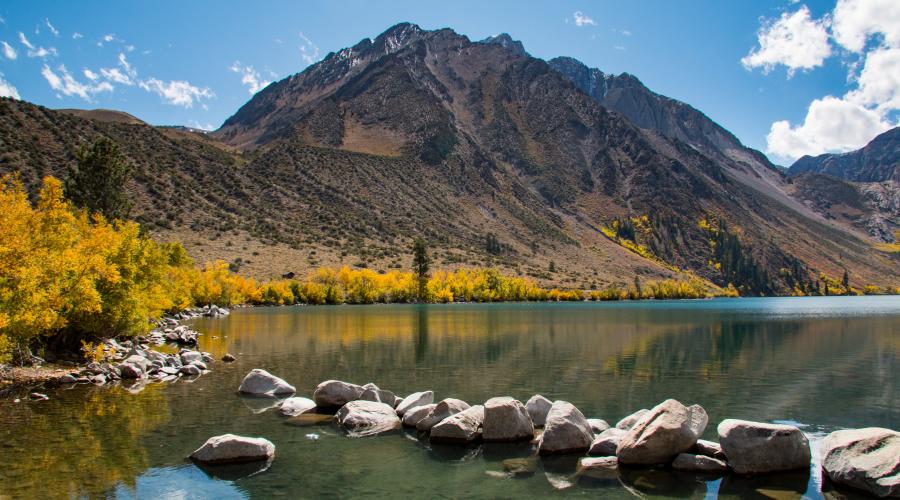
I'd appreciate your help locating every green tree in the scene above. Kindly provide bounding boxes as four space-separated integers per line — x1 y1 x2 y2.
65 137 133 221
634 275 643 298
412 238 430 301
842 269 850 294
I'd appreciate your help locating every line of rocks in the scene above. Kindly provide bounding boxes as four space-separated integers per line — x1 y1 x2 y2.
191 375 900 498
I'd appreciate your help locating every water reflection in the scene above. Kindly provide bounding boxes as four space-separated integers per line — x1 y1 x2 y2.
0 297 896 498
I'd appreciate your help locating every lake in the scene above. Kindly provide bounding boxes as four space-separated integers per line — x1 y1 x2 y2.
1 296 898 498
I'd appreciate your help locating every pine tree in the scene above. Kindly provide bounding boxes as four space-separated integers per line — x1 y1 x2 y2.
65 137 133 221
842 269 850 294
412 238 430 301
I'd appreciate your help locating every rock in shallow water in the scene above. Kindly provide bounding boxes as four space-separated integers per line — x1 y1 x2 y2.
821 427 900 498
395 391 434 417
616 409 649 430
313 380 364 407
402 403 437 428
190 434 275 464
526 395 553 427
238 369 295 396
671 453 728 474
616 399 708 465
538 401 593 455
417 398 470 432
482 397 534 442
279 397 317 417
717 419 810 475
334 400 401 437
589 428 626 456
587 418 610 435
430 405 485 444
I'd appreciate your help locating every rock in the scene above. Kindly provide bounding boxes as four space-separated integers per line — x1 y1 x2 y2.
180 351 202 365
416 398 470 432
616 399 708 465
222 353 236 362
577 456 619 479
334 400 401 437
392 395 404 408
538 400 594 455
238 369 296 396
313 380 364 407
430 405 485 444
123 354 150 372
526 394 553 427
160 366 179 376
29 392 49 401
279 397 317 417
482 396 534 442
359 383 396 405
616 409 649 430
672 453 728 474
57 374 77 384
190 434 275 464
718 419 810 474
821 427 900 498
395 391 434 417
589 428 627 456
694 439 726 460
179 364 202 376
587 418 610 435
119 364 143 379
402 403 436 427
200 354 214 363
89 374 106 385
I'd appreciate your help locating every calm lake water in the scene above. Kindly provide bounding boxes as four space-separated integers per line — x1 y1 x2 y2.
1 296 899 499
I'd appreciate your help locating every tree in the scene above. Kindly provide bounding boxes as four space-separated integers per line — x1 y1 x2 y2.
842 269 850 293
548 260 556 273
634 275 643 298
412 238 430 301
65 137 133 221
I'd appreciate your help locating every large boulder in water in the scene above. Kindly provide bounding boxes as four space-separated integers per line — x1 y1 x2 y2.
589 428 627 456
279 397 317 417
672 453 728 474
395 391 434 417
538 401 593 455
821 427 900 498
238 369 295 396
616 399 708 465
190 434 275 464
402 403 436 427
616 409 649 430
430 405 485 444
718 419 810 474
526 394 553 427
483 397 534 442
416 398 470 432
334 400 401 437
313 380 365 407
359 383 397 405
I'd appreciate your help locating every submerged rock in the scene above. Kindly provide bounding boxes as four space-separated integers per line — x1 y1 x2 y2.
334 400 401 437
238 369 295 396
718 419 810 474
503 457 539 478
190 434 274 464
430 405 485 444
482 397 534 442
589 428 627 456
526 395 553 427
402 403 437 428
821 427 900 498
577 456 619 480
417 398 470 432
616 399 708 465
313 380 364 407
395 391 434 417
538 401 593 455
222 353 236 362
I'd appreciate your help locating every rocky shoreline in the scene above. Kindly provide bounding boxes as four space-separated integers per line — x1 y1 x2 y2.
0 304 233 398
192 373 900 498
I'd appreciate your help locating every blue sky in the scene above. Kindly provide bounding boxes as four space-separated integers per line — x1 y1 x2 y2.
1 1 897 165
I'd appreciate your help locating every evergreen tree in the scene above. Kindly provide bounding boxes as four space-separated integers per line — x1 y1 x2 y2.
412 238 430 301
842 269 850 294
634 275 643 298
65 137 133 221
549 260 556 273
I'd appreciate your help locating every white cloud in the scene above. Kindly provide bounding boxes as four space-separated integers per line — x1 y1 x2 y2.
72 32 83 40
187 120 215 131
741 6 831 77
845 46 900 112
83 68 98 81
573 11 597 27
831 0 900 53
19 32 57 59
100 67 132 85
0 75 19 99
103 34 115 42
139 78 213 108
229 60 271 94
41 64 113 101
2 41 16 60
125 44 135 52
299 32 320 65
45 18 59 37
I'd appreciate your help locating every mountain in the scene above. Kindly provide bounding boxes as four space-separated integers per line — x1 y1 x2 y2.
788 127 899 182
1 23 897 293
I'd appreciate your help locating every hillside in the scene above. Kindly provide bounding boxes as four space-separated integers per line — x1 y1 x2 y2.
1 23 897 293
789 127 899 182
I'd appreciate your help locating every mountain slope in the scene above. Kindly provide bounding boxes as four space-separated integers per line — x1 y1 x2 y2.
788 127 899 182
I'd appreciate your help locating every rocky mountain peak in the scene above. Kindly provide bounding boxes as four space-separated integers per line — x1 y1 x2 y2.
478 33 528 57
